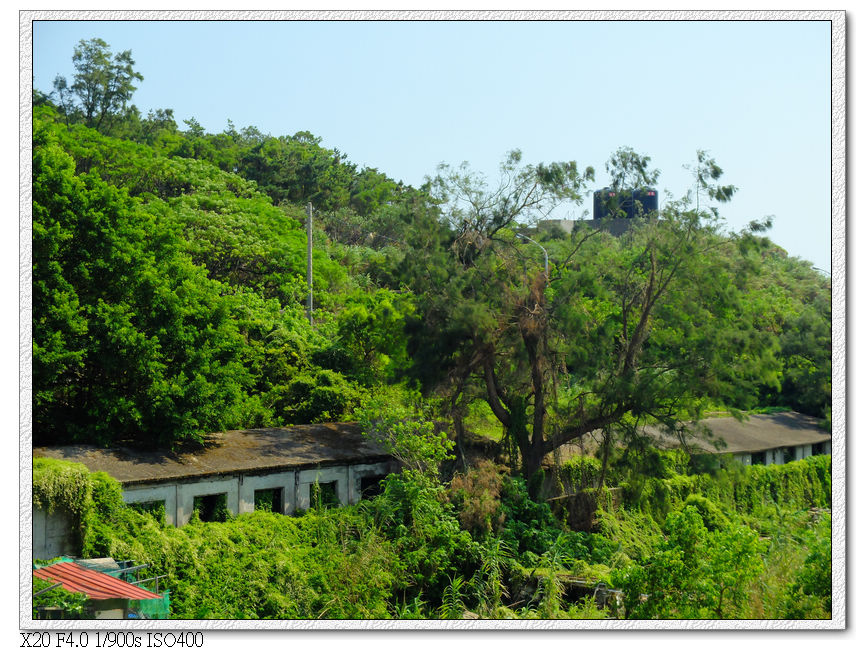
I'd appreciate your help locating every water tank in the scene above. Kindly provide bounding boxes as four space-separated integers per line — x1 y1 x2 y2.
631 188 659 217
592 187 658 219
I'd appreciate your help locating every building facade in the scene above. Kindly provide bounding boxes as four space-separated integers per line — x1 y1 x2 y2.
33 423 399 557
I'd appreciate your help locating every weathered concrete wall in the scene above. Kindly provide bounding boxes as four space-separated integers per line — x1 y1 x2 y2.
175 477 240 527
348 462 391 504
123 484 178 526
119 460 396 527
33 507 77 560
735 442 827 467
238 471 297 515
297 466 350 510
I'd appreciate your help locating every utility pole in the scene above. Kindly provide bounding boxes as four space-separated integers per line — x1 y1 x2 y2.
306 202 314 326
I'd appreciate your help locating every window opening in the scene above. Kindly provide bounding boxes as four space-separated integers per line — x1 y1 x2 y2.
310 481 340 509
360 475 385 500
193 493 230 522
129 500 165 524
254 488 283 514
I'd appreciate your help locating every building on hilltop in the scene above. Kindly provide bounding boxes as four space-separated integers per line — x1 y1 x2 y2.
537 186 660 238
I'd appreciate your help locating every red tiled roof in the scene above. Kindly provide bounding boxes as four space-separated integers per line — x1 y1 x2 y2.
33 562 159 601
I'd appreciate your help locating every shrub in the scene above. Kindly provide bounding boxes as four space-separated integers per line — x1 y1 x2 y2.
682 494 730 532
558 456 603 493
782 512 831 619
277 369 365 423
354 386 453 477
448 460 507 537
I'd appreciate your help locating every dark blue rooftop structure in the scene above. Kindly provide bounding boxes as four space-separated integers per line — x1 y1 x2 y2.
593 187 659 220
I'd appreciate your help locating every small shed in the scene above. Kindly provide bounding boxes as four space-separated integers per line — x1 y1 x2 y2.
33 560 168 619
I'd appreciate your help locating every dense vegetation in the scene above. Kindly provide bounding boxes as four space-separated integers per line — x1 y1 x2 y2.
32 39 833 621
33 452 831 620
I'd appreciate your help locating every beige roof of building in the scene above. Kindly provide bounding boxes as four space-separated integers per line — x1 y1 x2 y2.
33 423 391 486
644 411 830 455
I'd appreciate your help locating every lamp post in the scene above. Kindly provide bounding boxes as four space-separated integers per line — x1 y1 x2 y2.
516 233 549 279
306 202 313 326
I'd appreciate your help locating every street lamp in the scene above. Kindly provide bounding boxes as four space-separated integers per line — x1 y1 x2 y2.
516 233 549 279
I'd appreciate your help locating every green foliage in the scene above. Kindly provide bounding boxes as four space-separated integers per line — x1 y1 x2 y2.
496 476 608 569
278 369 366 424
438 575 468 619
33 114 261 447
192 494 232 523
782 512 832 618
89 471 125 517
471 537 513 614
32 458 93 554
354 386 453 477
366 470 480 604
557 455 604 492
36 446 832 621
621 454 830 524
128 500 167 524
498 476 560 560
682 494 730 532
336 289 414 381
33 575 90 619
595 505 664 564
34 44 834 620
32 458 93 517
613 506 765 619
310 481 341 510
32 107 401 448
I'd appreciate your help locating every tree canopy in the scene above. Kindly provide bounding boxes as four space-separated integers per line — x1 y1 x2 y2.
33 41 831 465
30 41 834 623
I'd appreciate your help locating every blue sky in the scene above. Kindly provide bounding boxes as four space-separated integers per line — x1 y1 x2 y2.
32 18 832 271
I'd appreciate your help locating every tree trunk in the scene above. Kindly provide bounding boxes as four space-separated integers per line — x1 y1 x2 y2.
452 411 468 472
521 324 548 489
597 427 612 489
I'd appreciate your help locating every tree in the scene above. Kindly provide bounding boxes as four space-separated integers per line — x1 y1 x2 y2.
683 149 738 217
32 113 257 447
52 38 143 134
406 149 778 484
605 145 660 190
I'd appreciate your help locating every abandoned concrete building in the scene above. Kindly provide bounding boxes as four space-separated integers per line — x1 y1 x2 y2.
33 422 397 555
641 411 831 466
32 412 830 560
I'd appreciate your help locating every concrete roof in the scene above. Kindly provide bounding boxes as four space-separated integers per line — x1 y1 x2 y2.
644 412 830 455
33 422 391 486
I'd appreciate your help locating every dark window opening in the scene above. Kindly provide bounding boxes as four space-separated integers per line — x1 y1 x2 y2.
310 481 340 509
783 446 797 464
750 452 766 466
812 442 826 456
129 500 165 523
193 493 230 522
254 488 283 514
360 475 385 500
